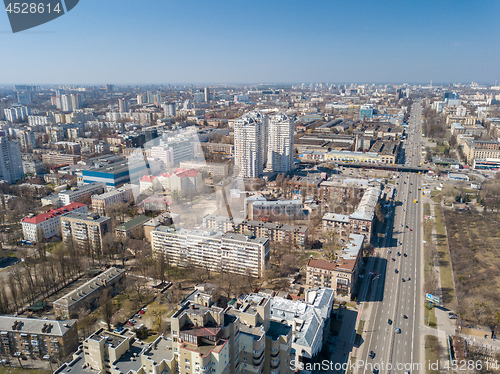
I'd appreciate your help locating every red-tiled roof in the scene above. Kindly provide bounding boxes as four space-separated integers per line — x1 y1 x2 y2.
307 257 356 272
307 258 336 270
140 175 156 182
174 168 199 178
22 202 86 224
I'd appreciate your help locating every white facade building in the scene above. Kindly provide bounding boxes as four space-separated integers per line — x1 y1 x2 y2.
234 111 267 178
266 113 295 172
58 182 106 206
0 137 24 184
151 227 270 277
4 106 31 122
21 202 87 241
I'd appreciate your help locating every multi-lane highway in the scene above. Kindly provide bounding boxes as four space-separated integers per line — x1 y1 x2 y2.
358 101 424 374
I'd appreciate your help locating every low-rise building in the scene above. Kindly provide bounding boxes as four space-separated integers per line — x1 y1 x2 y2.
91 184 138 215
0 316 78 360
202 216 309 247
248 199 305 221
41 153 81 166
322 186 379 239
59 182 106 206
115 215 150 240
179 161 229 178
21 202 88 242
53 267 125 318
306 233 364 299
143 212 177 242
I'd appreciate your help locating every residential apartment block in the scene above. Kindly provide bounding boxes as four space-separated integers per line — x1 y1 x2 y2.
151 227 270 277
306 234 364 299
202 215 308 247
179 160 229 178
56 288 296 374
0 316 78 360
242 287 335 365
59 182 106 206
266 113 295 173
41 153 82 166
91 184 138 215
322 186 380 239
234 111 267 178
61 213 111 257
53 267 125 318
21 202 88 242
171 290 292 374
0 137 24 184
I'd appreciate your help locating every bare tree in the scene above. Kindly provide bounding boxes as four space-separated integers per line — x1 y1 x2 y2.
99 289 115 331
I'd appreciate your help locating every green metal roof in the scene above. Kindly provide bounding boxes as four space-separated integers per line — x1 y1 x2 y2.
116 215 150 231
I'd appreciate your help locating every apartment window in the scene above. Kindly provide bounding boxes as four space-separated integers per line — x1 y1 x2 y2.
185 359 190 363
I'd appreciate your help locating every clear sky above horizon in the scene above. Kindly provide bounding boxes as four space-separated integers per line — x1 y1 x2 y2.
0 0 499 85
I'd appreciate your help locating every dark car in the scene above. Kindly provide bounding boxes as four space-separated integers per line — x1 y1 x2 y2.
402 278 405 282
403 253 407 257
369 350 375 359
397 252 401 256
395 269 398 274
388 319 392 325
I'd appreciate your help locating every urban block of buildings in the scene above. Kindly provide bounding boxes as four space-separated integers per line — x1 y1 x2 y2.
306 233 364 299
21 202 88 242
0 316 78 360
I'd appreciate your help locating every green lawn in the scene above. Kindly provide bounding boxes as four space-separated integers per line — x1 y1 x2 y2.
357 320 365 335
434 206 456 309
424 303 437 328
425 335 441 374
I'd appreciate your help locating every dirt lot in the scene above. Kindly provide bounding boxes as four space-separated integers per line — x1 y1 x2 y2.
444 209 500 324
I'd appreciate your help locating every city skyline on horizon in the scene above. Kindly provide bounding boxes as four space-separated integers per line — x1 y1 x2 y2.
1 0 499 85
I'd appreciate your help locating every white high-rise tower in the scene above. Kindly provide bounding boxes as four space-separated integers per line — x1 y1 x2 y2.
266 113 294 173
234 111 267 178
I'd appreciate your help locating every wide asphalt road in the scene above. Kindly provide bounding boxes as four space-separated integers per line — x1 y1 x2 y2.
359 101 425 374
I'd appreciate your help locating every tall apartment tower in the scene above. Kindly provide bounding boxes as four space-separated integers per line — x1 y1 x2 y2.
118 97 129 112
0 137 24 184
266 113 295 173
234 111 267 178
204 87 210 102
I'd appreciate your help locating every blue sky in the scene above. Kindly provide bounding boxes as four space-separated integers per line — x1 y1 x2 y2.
0 0 499 84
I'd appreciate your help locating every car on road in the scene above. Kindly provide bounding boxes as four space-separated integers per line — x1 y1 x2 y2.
396 327 401 334
395 269 398 273
388 319 392 325
369 350 375 359
409 228 413 231
373 369 379 374
402 278 405 282
392 258 395 262
403 253 407 257
407 277 410 281
397 252 401 256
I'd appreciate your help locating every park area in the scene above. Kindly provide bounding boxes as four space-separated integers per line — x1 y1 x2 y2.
444 209 500 326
